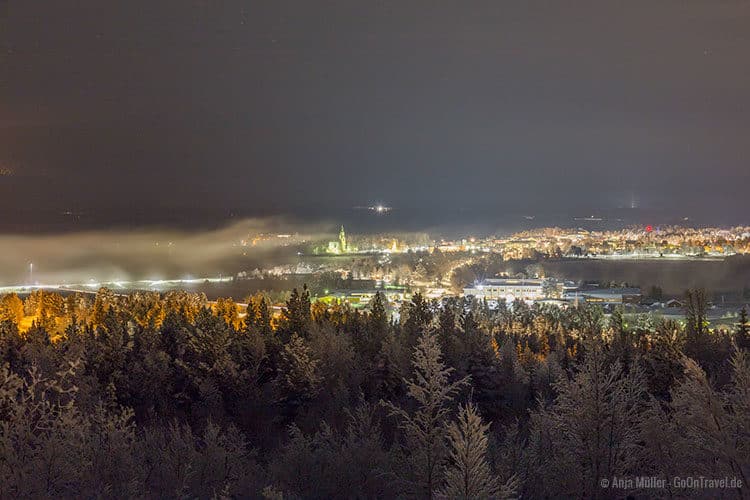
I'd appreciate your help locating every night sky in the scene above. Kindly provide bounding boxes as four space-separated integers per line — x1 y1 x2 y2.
1 1 749 231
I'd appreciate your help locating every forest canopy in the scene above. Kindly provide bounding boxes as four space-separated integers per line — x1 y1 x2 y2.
0 287 748 498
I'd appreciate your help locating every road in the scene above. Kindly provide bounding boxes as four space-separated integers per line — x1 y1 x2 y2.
0 276 235 295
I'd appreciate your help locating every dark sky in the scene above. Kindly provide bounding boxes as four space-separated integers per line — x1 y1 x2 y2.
1 1 749 230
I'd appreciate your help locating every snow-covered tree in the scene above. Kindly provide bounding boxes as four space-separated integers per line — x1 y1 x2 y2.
664 350 749 491
382 331 469 498
525 346 647 497
439 402 517 499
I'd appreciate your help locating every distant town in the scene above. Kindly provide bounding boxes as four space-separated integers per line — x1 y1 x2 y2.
242 224 750 259
4 224 750 333
229 224 750 327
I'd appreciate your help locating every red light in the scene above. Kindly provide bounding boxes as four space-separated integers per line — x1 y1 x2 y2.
645 225 653 233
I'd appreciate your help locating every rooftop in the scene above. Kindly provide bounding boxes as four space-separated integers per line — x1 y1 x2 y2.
480 278 545 286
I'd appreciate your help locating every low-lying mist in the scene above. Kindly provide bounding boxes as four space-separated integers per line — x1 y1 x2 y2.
540 257 750 296
0 217 335 286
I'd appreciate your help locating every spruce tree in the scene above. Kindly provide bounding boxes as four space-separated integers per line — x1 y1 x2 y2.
440 402 516 499
352 291 388 364
737 306 750 350
0 293 24 325
283 285 311 339
369 291 388 333
246 294 272 336
525 347 647 497
403 293 433 342
685 288 708 338
665 350 750 491
276 333 321 420
382 331 469 498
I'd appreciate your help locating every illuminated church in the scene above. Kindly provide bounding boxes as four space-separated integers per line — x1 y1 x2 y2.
327 226 350 254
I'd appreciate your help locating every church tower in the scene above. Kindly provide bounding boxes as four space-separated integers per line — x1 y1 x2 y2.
338 225 347 253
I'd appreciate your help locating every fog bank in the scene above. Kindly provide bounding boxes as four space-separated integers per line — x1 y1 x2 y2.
0 217 334 286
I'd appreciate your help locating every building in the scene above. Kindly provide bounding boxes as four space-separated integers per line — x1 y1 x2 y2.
326 225 351 254
463 278 553 302
575 288 642 305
